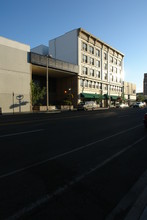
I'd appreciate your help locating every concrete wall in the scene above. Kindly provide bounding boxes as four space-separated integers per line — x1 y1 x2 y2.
0 36 31 113
49 29 78 65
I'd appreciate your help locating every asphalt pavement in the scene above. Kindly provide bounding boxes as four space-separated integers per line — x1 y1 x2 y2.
0 109 147 220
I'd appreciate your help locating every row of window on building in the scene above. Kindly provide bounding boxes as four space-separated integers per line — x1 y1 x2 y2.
82 53 122 73
80 79 122 92
82 42 122 66
82 66 122 83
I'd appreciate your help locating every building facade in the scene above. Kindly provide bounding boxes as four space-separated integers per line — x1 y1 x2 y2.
0 36 31 113
143 73 147 96
49 28 124 106
0 28 126 113
123 81 136 105
0 36 79 113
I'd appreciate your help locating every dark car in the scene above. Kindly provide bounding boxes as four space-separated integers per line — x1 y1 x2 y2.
144 113 147 128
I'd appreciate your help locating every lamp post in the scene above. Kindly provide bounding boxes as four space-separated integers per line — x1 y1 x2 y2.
108 73 112 108
46 55 49 111
12 92 14 114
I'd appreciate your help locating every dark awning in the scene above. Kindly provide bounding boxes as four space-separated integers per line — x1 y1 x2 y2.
111 95 118 100
81 93 103 99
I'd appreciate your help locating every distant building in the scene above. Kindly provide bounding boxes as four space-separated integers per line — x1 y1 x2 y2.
143 73 147 96
123 81 136 105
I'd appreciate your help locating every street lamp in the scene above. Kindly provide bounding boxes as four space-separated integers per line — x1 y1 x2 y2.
46 55 49 111
108 73 112 108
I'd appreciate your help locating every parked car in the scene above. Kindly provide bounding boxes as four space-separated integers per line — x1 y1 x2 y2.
133 102 145 108
144 113 147 128
77 101 98 111
116 103 129 108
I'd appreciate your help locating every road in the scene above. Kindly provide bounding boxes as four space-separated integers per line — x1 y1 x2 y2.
0 108 147 220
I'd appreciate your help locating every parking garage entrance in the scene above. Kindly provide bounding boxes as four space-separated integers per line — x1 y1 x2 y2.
31 53 79 109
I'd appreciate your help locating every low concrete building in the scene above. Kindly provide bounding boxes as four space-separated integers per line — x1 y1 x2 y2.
0 36 31 113
0 36 79 113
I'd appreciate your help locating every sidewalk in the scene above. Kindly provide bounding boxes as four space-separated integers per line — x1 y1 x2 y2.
140 207 147 220
106 168 147 220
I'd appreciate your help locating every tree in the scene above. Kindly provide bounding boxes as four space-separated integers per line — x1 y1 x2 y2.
31 81 46 107
121 92 125 103
136 94 145 102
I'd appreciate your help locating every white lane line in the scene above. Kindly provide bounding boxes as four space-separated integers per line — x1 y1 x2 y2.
0 124 143 179
0 129 44 138
6 135 147 220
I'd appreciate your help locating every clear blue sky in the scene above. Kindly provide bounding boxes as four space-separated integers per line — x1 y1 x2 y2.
1 0 147 92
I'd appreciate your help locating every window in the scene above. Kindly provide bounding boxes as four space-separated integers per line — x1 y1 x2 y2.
118 60 121 66
110 66 113 72
110 56 113 63
96 71 100 78
93 82 96 88
103 84 107 90
89 81 92 88
90 69 94 76
96 60 100 67
104 73 107 80
90 57 94 65
85 80 88 87
114 58 117 65
96 49 100 57
82 54 88 63
80 79 84 87
82 42 87 51
104 52 107 60
104 63 107 70
114 67 117 73
89 46 94 54
82 66 88 75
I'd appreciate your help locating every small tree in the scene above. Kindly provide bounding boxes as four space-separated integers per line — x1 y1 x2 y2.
121 92 125 103
31 81 46 107
136 94 145 102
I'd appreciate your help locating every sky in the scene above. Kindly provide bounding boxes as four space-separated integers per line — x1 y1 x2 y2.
0 0 147 92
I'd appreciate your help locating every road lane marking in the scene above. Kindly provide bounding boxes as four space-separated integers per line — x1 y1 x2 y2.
6 135 147 220
0 129 44 138
0 124 143 179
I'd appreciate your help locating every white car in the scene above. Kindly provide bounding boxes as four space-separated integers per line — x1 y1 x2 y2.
116 103 129 108
133 102 145 108
77 101 98 111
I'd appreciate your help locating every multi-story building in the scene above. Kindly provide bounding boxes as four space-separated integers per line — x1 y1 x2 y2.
49 28 124 106
143 73 147 96
123 81 136 105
